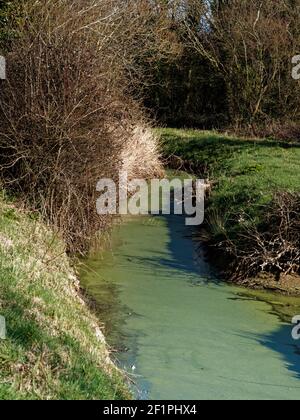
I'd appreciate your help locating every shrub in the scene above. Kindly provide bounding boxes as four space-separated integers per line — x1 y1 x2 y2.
0 0 163 252
224 192 300 281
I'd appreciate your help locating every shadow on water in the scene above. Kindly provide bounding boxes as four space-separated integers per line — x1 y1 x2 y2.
138 208 219 284
81 192 300 398
230 292 300 384
120 211 219 285
168 212 214 277
162 210 300 386
121 207 300 384
256 325 300 381
158 206 300 385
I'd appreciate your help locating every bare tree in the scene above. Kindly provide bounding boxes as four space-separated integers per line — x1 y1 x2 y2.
183 0 300 131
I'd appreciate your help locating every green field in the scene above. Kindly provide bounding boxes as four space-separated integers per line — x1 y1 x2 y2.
159 128 300 276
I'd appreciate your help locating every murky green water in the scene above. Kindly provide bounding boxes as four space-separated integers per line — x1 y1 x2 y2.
81 212 300 400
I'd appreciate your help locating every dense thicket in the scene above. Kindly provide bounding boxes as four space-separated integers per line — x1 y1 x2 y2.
0 0 299 250
144 51 228 128
143 0 300 136
0 0 168 252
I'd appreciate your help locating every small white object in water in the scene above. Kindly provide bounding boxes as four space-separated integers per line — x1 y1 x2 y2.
131 365 136 372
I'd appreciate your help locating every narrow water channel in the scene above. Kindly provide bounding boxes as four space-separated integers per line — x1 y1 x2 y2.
81 211 300 400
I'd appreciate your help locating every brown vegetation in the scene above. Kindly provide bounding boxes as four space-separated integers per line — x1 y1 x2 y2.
186 0 300 129
223 192 300 282
0 0 169 252
144 0 300 135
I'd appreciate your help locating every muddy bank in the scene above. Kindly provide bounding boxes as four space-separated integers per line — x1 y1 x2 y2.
236 273 300 297
202 240 300 297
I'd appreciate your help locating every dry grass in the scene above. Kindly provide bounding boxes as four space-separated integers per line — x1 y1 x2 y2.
121 125 163 180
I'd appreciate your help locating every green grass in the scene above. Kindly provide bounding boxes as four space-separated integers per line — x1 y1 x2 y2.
0 194 129 400
159 128 300 239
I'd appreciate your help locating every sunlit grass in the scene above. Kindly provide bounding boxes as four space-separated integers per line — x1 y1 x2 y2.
159 128 300 238
0 196 129 400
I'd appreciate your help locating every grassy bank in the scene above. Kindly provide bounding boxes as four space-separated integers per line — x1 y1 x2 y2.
159 128 300 290
0 194 129 400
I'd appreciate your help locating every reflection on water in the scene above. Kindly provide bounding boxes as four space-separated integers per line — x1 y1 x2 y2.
81 213 300 400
